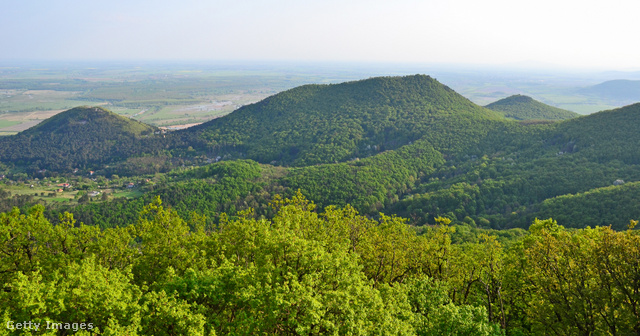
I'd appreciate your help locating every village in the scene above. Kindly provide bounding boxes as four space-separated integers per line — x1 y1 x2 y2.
0 171 152 205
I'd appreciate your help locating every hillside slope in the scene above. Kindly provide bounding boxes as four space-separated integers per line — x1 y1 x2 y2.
392 103 640 229
555 103 640 163
485 94 579 120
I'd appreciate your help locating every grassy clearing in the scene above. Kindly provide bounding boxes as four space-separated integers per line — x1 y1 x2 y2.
2 181 147 205
112 189 144 198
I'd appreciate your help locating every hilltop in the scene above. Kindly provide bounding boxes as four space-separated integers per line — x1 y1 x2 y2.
181 75 507 165
485 94 580 120
0 106 164 173
56 100 640 231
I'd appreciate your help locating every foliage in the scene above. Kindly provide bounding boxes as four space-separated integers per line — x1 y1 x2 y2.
531 181 640 229
284 139 445 213
186 75 504 166
46 160 270 229
485 95 579 121
1 194 517 335
503 219 640 335
0 107 165 173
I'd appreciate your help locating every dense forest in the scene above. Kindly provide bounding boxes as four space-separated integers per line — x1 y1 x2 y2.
2 194 639 335
484 94 579 121
0 107 170 174
182 75 506 166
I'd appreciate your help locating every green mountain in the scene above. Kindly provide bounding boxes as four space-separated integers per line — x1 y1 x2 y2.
485 94 579 120
181 75 507 166
0 106 163 173
24 106 155 136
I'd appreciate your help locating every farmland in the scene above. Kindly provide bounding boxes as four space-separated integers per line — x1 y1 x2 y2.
0 62 346 132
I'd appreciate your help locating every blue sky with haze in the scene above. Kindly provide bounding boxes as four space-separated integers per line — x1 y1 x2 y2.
2 0 639 70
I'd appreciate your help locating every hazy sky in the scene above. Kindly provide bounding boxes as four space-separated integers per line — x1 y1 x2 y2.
2 0 639 70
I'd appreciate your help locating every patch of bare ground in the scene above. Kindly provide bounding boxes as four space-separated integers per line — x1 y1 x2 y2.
158 123 203 130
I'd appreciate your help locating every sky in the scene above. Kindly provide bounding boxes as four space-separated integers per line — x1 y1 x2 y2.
2 0 640 70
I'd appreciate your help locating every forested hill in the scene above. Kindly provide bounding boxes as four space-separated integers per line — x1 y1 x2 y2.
0 106 165 173
485 94 579 120
180 75 506 166
24 106 156 136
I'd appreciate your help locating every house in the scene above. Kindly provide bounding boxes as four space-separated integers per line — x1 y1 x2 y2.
127 182 135 189
57 183 71 188
56 189 64 193
88 191 100 197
